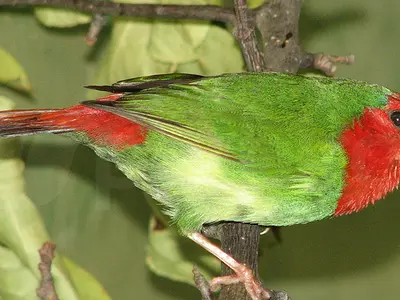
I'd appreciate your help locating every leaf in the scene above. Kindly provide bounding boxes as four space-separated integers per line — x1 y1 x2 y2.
0 244 37 300
247 0 265 8
0 49 31 92
146 217 219 285
148 0 213 64
35 8 91 28
90 19 243 96
0 96 109 300
177 24 244 75
88 18 171 98
148 20 210 64
0 244 112 300
0 96 77 299
89 0 234 96
63 257 112 300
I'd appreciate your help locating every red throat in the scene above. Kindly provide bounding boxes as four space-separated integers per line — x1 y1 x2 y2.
335 93 400 215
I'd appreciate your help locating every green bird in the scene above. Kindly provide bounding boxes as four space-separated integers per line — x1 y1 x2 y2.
0 72 398 299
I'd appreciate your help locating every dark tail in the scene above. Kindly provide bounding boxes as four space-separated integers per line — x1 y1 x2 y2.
0 109 74 137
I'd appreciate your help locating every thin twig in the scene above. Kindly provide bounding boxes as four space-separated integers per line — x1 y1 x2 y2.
193 265 215 300
0 0 236 23
85 13 109 46
37 242 59 300
233 0 265 72
270 290 292 300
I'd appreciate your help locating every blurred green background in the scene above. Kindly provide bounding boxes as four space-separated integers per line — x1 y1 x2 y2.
1 0 400 299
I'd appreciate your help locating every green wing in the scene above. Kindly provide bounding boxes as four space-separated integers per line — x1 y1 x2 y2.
84 73 239 161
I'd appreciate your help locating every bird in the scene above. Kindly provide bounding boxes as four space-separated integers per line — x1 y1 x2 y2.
0 72 399 299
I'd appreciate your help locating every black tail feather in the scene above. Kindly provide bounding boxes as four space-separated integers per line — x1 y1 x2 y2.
85 73 204 93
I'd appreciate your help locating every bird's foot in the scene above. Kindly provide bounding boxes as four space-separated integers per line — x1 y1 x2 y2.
188 232 271 300
312 53 355 76
210 272 270 300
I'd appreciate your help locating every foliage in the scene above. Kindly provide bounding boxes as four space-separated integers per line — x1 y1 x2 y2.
0 0 243 297
0 91 111 299
0 49 31 92
35 8 92 27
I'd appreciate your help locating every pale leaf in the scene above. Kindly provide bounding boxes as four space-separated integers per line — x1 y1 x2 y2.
35 8 91 28
146 217 219 286
0 96 108 299
63 257 112 300
0 49 31 92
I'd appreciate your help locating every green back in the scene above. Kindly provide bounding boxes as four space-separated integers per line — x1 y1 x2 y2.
77 73 391 232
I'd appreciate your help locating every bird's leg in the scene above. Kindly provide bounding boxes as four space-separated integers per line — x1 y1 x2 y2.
188 232 271 300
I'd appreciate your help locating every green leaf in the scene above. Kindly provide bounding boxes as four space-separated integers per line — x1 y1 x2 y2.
0 96 109 300
89 0 234 95
177 24 244 75
0 96 77 299
247 0 265 8
88 18 171 98
0 245 112 300
90 20 243 97
0 244 37 300
148 20 210 64
35 8 91 28
148 0 213 64
146 217 219 286
0 49 31 92
63 257 112 300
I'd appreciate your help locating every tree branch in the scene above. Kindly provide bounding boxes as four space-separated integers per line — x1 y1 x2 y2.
254 0 302 73
233 0 265 72
0 0 356 75
217 1 301 299
219 223 262 300
1 0 355 76
1 0 236 23
193 265 215 300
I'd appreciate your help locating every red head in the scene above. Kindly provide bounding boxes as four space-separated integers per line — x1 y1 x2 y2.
336 93 400 215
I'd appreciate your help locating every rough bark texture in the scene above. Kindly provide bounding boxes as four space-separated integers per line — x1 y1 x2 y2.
219 223 262 300
233 0 266 72
255 0 302 73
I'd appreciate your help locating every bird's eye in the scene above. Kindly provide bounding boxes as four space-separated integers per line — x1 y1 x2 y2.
390 111 400 127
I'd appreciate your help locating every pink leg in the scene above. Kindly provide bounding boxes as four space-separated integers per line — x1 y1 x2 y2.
188 232 271 300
